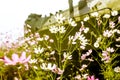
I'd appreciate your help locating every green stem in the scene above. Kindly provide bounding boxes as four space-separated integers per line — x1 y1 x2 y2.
18 70 22 80
58 32 62 68
88 44 103 69
59 54 62 69
88 20 96 28
1 75 2 80
32 67 40 79
62 27 75 41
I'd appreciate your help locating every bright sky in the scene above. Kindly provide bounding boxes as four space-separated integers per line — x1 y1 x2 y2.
0 0 79 42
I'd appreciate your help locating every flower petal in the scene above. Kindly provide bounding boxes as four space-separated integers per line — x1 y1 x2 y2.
91 76 95 80
22 55 31 63
4 56 15 65
12 53 19 63
4 56 12 63
87 76 91 80
19 52 26 61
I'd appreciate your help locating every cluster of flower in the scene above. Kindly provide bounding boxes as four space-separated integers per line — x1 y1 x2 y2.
0 9 120 80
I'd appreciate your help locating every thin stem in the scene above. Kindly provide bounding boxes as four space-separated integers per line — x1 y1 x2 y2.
0 75 2 80
88 44 102 69
32 67 41 80
58 32 62 68
62 27 75 41
18 70 22 80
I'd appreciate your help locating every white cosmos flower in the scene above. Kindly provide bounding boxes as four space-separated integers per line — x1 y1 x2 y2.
78 34 85 41
34 47 44 54
33 66 38 69
40 63 47 70
106 47 114 53
40 63 56 70
80 64 87 71
68 18 77 27
103 30 113 37
82 64 87 68
97 37 102 42
59 26 66 33
29 59 37 64
112 29 117 33
49 26 59 33
63 52 72 60
116 37 120 41
117 30 120 34
116 44 120 47
81 39 88 46
49 39 54 43
68 36 74 41
75 32 81 40
44 35 49 40
84 27 89 33
90 12 99 17
47 46 51 49
75 75 81 80
50 51 55 55
80 45 85 49
111 10 118 16
79 34 88 49
47 63 56 70
82 73 88 79
109 21 115 29
114 66 120 73
103 14 110 18
68 36 75 44
94 42 99 48
55 14 65 23
84 16 90 21
36 37 43 41
72 41 76 45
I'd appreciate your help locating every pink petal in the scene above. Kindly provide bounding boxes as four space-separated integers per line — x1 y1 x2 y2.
4 56 12 63
87 76 91 80
57 68 64 74
91 76 95 80
4 56 15 65
22 55 31 63
12 54 19 63
19 52 26 61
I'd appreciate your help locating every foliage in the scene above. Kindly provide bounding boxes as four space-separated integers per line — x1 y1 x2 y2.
25 13 52 32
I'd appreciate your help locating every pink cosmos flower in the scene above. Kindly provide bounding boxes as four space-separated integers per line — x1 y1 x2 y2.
52 66 64 75
81 54 87 60
3 52 31 65
87 75 99 80
101 51 110 63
